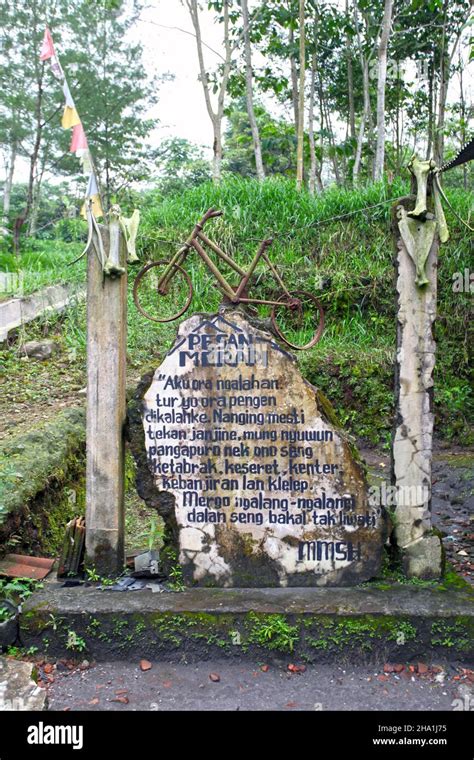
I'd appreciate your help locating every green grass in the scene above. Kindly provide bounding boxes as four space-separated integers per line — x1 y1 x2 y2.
134 176 473 443
1 176 472 444
0 238 86 296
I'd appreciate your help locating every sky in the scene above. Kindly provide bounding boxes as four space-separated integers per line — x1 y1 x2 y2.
130 1 224 153
5 0 473 183
131 0 473 160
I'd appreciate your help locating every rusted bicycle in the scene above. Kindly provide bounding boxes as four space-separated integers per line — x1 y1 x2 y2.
133 208 324 350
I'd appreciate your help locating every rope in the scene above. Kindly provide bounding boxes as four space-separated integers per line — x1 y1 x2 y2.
144 194 405 249
433 173 474 233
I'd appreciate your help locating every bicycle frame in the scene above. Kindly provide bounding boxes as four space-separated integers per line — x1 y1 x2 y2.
157 210 292 308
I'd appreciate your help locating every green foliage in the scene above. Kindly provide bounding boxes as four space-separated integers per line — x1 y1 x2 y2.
153 138 211 195
224 99 298 177
0 0 160 248
0 579 36 627
247 612 299 652
430 619 472 650
167 564 185 592
0 238 85 295
53 217 88 244
135 176 473 443
66 630 87 652
5 645 39 658
305 615 418 652
0 408 86 533
0 577 40 605
1 176 471 449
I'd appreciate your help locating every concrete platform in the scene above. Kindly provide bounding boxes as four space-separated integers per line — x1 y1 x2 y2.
0 283 86 343
0 658 47 710
21 582 474 664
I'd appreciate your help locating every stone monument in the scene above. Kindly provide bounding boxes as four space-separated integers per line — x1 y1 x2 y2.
132 310 386 587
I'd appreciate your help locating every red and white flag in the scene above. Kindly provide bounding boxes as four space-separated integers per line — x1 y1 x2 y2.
40 26 102 218
39 27 55 61
70 123 88 153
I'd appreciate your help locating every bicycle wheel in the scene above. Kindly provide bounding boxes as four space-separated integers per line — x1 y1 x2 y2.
271 290 324 350
133 260 193 323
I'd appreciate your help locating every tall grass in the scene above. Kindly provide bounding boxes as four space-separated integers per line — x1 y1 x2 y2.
0 239 85 296
135 176 473 443
2 176 472 444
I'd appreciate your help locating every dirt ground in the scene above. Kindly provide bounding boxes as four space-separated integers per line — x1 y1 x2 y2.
44 659 474 712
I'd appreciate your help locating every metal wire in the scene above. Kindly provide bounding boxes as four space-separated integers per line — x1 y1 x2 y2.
144 194 405 249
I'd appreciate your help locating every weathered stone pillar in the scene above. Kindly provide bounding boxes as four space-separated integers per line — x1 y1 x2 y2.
391 170 443 579
85 214 127 576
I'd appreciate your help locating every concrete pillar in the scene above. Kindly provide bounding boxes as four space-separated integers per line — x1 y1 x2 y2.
391 195 443 579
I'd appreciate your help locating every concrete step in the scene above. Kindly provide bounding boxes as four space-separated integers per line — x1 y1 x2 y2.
0 283 86 343
21 582 474 664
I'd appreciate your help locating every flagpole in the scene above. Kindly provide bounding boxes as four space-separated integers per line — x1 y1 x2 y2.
39 26 105 219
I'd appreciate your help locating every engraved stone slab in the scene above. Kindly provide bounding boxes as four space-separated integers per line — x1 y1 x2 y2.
142 312 385 587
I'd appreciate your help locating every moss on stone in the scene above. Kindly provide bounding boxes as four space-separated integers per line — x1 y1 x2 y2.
302 614 418 652
430 617 473 650
0 407 86 554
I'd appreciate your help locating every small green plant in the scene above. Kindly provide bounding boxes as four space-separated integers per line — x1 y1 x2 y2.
0 605 14 622
85 567 100 582
5 645 38 658
66 630 87 652
248 613 299 652
136 515 164 552
46 613 64 632
86 618 101 635
99 576 115 587
0 577 41 604
168 565 185 592
5 645 22 658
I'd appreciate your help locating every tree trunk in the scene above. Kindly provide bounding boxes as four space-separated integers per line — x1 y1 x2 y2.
241 0 265 181
434 2 467 166
2 143 16 228
186 0 233 184
426 58 434 160
459 50 467 190
212 119 223 183
353 57 370 184
346 0 356 142
308 53 323 194
296 0 305 190
373 0 393 181
362 11 375 178
288 25 299 132
434 47 448 167
352 2 370 184
27 182 41 237
14 62 44 254
318 69 340 185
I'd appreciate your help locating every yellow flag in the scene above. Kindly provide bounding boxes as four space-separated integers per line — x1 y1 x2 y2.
81 194 103 220
61 105 81 129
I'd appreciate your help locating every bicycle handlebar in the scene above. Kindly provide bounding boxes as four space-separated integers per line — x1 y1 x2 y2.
199 208 223 225
179 209 223 251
